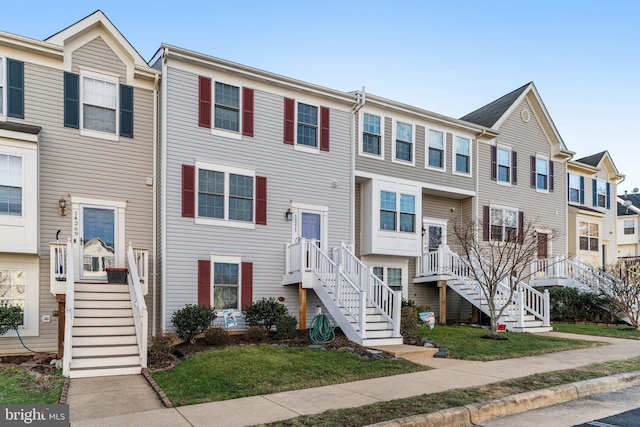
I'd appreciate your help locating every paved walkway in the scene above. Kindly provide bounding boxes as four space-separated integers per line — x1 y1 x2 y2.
66 332 640 427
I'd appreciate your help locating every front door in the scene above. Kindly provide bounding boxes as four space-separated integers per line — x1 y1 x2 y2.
423 219 447 253
301 212 322 248
537 233 548 258
80 206 116 280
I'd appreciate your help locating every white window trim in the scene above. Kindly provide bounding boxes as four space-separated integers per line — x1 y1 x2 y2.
623 219 635 235
209 254 243 313
78 68 120 142
210 80 243 140
425 128 447 172
535 154 550 193
596 179 607 208
362 255 409 300
578 220 600 252
0 152 24 219
294 101 320 154
0 56 6 121
452 135 472 177
496 144 512 187
195 161 256 230
489 204 519 242
0 258 39 337
379 190 416 234
568 173 581 203
391 120 415 166
358 110 385 160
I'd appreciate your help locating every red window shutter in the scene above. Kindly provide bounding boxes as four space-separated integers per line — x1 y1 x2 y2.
198 76 212 128
198 260 211 306
549 161 555 192
320 106 330 152
182 165 195 218
255 176 267 225
511 151 518 185
530 156 536 188
483 205 490 241
518 211 525 244
242 87 254 137
241 262 253 311
490 146 497 181
284 98 295 145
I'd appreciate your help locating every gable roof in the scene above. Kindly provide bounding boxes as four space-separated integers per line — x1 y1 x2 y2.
461 82 574 160
619 193 640 217
460 83 530 128
576 151 606 167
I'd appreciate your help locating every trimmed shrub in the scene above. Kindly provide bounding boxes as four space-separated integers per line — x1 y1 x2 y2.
148 332 174 368
246 326 269 342
0 304 22 336
547 287 618 323
171 304 217 343
244 297 288 331
203 326 231 346
275 314 298 340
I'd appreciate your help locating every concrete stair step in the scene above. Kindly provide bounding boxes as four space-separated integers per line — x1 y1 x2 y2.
369 344 439 360
72 325 136 336
72 344 139 357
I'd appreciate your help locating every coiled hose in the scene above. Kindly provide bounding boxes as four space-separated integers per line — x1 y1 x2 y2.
309 313 335 344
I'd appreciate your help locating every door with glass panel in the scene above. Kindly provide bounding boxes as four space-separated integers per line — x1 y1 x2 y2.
299 212 322 269
80 206 116 280
423 220 447 272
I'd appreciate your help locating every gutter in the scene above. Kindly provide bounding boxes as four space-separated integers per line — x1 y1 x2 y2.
152 72 159 336
160 47 169 331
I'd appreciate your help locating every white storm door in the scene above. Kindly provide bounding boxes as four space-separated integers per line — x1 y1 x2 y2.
80 206 117 280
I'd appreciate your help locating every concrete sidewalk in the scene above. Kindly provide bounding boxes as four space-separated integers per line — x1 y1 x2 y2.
66 332 640 427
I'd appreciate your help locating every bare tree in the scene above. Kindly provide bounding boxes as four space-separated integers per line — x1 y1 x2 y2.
600 263 640 329
452 214 558 337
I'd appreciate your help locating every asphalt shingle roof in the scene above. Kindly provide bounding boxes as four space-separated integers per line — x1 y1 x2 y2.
460 83 531 128
576 151 607 167
0 121 41 135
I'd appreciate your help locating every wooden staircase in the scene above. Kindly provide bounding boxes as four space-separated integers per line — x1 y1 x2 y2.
68 281 142 378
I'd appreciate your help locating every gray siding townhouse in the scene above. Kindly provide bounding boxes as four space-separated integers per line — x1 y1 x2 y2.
567 151 624 267
0 11 158 377
154 46 379 340
352 92 498 322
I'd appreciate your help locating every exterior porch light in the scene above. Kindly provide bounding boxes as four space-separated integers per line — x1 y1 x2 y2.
58 197 67 216
285 208 293 221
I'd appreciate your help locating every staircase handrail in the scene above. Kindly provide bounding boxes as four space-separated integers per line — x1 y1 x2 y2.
514 278 550 326
307 241 364 331
62 239 74 377
127 243 148 369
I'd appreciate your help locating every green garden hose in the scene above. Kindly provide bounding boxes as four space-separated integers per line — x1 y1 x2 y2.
309 313 335 344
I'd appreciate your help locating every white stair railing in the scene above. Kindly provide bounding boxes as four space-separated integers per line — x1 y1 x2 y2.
62 239 74 377
127 243 148 369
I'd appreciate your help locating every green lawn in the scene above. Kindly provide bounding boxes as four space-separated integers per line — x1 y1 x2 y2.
553 323 640 339
150 345 427 406
418 325 606 361
0 365 64 404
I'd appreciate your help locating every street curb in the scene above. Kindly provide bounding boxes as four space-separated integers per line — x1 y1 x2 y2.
366 370 640 427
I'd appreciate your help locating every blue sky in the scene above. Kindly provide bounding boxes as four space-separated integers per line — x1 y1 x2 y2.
3 1 640 193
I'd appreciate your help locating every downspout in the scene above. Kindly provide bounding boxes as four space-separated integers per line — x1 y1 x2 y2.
474 130 487 239
350 87 366 245
160 47 169 331
152 72 159 336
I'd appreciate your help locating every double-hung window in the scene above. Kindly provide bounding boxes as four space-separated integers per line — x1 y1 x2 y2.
454 136 471 174
536 157 549 190
0 270 25 325
297 103 318 147
596 180 607 208
387 268 402 287
491 208 518 242
197 164 254 224
0 154 22 216
213 261 240 311
82 76 117 134
624 219 635 235
579 221 599 251
395 122 413 163
427 130 444 169
569 174 581 203
214 82 240 132
497 148 511 183
380 191 415 233
362 113 382 156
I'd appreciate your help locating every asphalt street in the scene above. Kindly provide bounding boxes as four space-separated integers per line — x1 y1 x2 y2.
476 384 640 427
